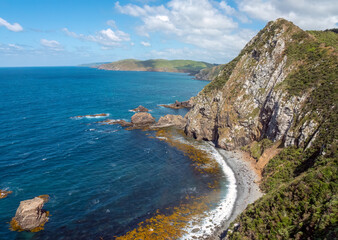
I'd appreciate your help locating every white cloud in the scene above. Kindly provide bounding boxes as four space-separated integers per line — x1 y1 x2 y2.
40 39 63 51
238 0 338 30
141 41 151 47
0 17 23 32
115 0 251 59
63 27 130 47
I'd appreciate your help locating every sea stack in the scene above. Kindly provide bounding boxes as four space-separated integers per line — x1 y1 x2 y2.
10 195 50 232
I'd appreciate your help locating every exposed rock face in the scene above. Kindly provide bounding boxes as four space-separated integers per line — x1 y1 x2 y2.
185 19 324 150
131 112 156 126
195 64 225 81
132 105 149 112
10 195 49 231
153 114 187 129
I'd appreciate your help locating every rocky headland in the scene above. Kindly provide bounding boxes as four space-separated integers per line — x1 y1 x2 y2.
96 59 216 75
184 18 337 239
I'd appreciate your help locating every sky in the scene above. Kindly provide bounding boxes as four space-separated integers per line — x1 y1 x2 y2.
0 0 337 67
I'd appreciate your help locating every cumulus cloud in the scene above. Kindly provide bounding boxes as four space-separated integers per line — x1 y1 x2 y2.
0 17 23 32
141 41 151 47
63 27 130 47
238 0 338 30
115 0 252 59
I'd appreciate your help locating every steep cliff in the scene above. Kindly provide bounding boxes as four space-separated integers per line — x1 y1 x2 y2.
195 64 225 81
185 19 337 239
185 19 337 151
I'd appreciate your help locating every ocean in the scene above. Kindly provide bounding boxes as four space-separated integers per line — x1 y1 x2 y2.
0 67 232 239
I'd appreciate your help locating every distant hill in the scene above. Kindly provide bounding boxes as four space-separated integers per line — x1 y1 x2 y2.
95 59 217 75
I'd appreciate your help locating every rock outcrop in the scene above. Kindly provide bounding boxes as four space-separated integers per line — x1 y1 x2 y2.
185 19 334 150
131 105 149 112
152 114 187 129
161 99 194 109
0 189 12 199
10 195 49 232
131 112 156 126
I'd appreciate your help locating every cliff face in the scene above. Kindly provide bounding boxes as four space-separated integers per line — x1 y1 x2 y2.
195 64 225 81
185 18 337 239
185 19 336 151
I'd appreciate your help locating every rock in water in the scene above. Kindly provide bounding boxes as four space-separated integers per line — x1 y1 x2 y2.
131 112 156 126
132 105 149 112
10 195 49 232
0 189 12 199
154 114 187 129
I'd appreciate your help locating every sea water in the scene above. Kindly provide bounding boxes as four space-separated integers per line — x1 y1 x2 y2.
0 67 226 239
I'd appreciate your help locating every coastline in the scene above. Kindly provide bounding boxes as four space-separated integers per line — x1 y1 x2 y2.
209 149 263 239
167 133 262 240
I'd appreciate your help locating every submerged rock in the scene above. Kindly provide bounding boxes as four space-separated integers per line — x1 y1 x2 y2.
0 189 12 199
131 105 149 112
99 119 133 127
10 195 49 232
131 112 156 126
153 114 187 129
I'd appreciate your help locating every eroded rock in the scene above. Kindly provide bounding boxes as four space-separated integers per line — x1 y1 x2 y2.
153 114 187 129
131 105 149 112
131 112 156 126
10 195 49 232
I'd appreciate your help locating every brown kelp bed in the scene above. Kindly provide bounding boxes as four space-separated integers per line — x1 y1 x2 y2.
115 128 225 239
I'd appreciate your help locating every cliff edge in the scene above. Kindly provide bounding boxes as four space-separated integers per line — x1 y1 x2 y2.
185 18 337 239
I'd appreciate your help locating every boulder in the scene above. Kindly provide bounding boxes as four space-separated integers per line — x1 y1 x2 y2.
131 112 156 126
132 105 149 112
154 114 187 129
10 195 49 232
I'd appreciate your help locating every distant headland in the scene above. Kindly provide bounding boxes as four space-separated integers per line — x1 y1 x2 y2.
81 59 220 79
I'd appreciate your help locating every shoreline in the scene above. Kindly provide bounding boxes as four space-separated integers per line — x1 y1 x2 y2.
170 135 262 239
209 149 263 239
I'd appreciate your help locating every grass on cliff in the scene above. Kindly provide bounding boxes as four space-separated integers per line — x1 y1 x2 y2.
225 22 338 240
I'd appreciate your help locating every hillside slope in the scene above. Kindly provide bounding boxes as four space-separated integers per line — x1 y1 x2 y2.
97 59 216 75
184 19 337 239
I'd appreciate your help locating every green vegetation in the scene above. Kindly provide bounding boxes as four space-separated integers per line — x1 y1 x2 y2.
224 21 338 239
98 59 216 75
228 155 337 239
241 139 274 160
203 55 241 92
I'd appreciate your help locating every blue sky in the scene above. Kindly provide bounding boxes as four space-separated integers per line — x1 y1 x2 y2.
0 0 337 67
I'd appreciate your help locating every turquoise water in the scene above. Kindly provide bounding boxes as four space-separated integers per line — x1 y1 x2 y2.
0 67 211 239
